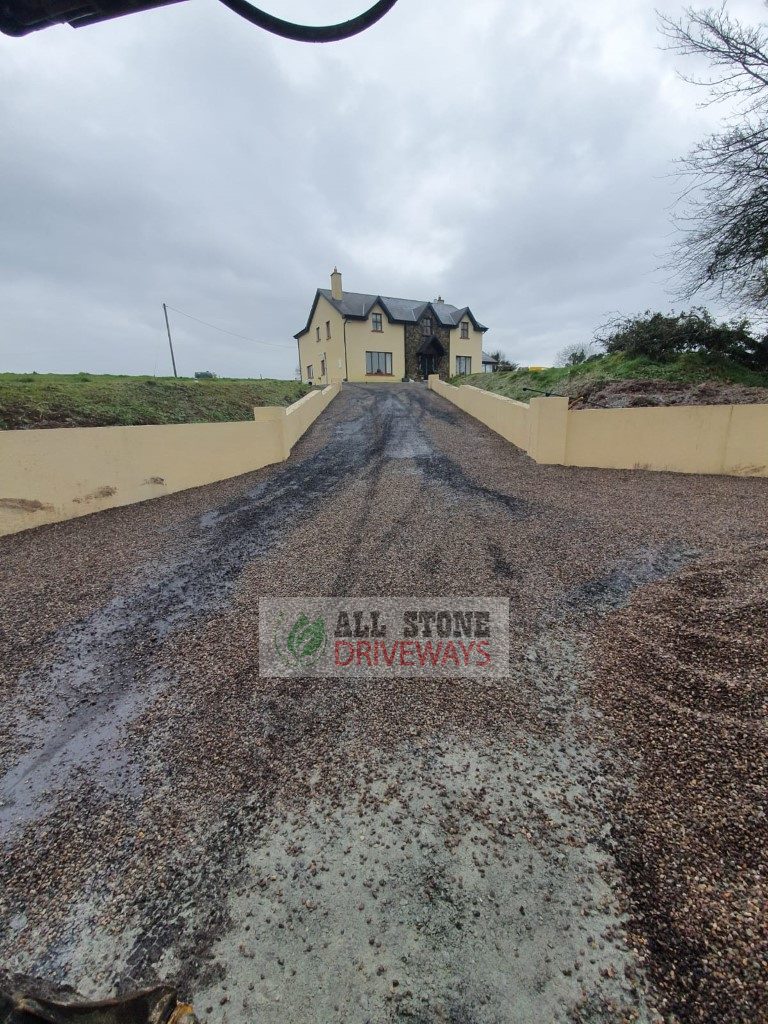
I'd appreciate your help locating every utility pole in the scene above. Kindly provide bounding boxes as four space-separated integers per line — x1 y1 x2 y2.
162 303 178 378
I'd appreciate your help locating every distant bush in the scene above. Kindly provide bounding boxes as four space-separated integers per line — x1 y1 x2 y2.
487 350 517 372
597 309 768 370
556 341 602 367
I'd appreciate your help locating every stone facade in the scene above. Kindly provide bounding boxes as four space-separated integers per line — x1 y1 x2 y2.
404 318 451 381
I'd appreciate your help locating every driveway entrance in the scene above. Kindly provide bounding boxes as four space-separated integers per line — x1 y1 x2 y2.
1 383 765 1023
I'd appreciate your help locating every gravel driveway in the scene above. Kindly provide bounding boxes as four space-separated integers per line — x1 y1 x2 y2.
1 383 765 1024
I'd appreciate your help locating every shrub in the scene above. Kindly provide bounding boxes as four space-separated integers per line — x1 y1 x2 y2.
597 309 768 370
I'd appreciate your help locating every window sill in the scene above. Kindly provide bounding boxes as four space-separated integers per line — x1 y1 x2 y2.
365 373 394 377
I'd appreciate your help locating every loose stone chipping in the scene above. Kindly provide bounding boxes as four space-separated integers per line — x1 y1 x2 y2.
0 383 765 1024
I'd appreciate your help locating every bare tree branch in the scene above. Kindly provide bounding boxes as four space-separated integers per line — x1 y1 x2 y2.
662 4 768 311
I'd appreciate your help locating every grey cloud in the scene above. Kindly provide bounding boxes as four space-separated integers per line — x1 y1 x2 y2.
2 0 765 377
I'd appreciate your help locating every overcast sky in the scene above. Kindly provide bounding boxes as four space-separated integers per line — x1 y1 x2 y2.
1 0 765 378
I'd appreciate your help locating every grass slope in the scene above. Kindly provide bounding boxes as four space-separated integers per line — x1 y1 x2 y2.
0 374 310 429
454 353 768 401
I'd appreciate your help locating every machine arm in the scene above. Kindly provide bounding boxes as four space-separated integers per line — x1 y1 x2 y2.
1 0 398 39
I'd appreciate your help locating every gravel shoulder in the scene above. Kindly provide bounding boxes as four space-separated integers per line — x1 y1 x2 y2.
1 383 766 1023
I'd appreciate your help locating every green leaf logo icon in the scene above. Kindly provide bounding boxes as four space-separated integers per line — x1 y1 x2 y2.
284 614 327 664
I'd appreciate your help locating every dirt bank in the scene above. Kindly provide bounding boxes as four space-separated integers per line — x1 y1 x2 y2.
569 378 768 408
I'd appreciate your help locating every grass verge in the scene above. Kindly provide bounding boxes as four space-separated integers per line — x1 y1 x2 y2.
0 374 310 429
452 353 768 401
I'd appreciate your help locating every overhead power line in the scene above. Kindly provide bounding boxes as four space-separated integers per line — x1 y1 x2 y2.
164 304 286 349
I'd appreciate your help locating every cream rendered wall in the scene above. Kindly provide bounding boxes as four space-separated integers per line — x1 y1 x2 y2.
429 379 530 448
428 375 768 477
345 302 405 382
563 404 768 475
723 405 768 474
0 384 341 537
298 295 346 385
450 322 484 377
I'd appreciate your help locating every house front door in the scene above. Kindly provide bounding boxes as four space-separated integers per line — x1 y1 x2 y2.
419 353 437 377
416 336 445 379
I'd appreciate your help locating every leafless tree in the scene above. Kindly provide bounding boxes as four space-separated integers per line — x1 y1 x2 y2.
555 341 601 367
661 4 768 309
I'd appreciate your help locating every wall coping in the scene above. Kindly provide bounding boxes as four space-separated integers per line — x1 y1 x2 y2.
284 387 326 417
457 384 531 409
432 377 531 410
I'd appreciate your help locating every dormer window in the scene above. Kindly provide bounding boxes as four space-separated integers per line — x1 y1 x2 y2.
421 317 432 337
460 320 469 339
371 312 383 332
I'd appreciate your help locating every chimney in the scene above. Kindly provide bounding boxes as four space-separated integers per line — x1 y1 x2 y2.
331 267 343 301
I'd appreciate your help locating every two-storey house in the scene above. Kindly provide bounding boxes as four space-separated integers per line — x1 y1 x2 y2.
294 269 488 385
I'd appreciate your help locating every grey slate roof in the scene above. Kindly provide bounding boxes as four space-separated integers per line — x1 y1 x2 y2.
295 288 488 338
482 350 499 363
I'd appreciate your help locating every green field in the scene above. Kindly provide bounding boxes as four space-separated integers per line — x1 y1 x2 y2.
453 352 768 401
0 373 310 429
